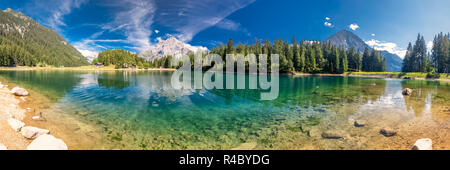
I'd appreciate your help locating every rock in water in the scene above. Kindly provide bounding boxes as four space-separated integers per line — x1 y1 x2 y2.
27 134 68 150
0 143 7 150
11 87 29 96
21 126 50 139
411 138 432 150
321 130 346 139
7 118 25 132
402 88 413 95
354 120 367 127
380 127 396 137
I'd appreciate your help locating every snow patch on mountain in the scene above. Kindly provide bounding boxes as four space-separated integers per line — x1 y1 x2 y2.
139 36 208 61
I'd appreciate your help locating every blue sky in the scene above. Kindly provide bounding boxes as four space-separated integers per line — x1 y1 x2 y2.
1 0 449 58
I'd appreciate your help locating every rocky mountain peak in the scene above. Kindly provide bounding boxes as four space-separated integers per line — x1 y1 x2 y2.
325 30 403 72
139 36 208 61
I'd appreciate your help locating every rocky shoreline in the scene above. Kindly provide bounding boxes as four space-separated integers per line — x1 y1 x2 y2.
0 82 67 150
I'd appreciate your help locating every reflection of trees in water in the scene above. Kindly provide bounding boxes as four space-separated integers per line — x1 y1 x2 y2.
97 71 133 90
402 80 450 121
276 76 387 108
205 75 388 109
0 70 82 101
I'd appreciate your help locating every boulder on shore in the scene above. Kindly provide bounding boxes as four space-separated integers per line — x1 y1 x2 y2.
380 127 396 137
7 118 25 132
0 143 7 150
321 130 346 139
21 126 50 139
11 87 29 96
411 138 432 150
27 134 68 150
402 88 413 95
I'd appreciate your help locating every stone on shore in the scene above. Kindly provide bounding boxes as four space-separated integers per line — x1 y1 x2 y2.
11 87 29 96
27 134 68 150
402 88 413 95
32 116 43 121
411 138 432 150
0 143 7 150
21 126 50 139
7 118 25 132
321 130 346 139
380 127 396 137
354 120 367 127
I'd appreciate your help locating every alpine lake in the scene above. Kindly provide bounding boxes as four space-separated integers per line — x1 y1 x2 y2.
0 70 448 150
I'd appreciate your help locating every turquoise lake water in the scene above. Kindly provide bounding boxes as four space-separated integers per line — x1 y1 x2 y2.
0 70 448 149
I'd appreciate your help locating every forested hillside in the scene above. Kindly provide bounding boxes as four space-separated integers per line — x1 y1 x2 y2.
0 8 88 67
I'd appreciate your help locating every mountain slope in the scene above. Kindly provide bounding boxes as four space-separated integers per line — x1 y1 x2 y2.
0 8 88 66
139 36 208 61
325 30 402 72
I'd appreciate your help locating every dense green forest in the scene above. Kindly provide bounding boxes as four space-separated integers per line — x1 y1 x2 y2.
207 38 386 73
96 37 387 73
402 33 450 74
0 9 88 67
95 49 148 69
146 38 386 73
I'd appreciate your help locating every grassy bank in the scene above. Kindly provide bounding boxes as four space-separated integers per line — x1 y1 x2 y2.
346 72 450 80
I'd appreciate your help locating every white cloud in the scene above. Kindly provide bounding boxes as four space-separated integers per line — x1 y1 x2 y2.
365 39 407 58
78 49 99 62
325 17 330 21
427 41 433 51
349 23 359 31
216 19 241 31
324 21 333 27
154 30 160 34
371 33 376 37
106 0 156 52
154 0 255 42
27 0 88 31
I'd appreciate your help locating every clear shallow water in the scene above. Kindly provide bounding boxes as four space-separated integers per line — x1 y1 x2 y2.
0 70 449 150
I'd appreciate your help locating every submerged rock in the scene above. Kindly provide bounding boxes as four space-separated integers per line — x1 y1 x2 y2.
7 118 25 132
21 126 50 139
11 87 29 96
321 130 346 139
354 120 367 127
380 127 396 137
27 134 68 150
0 143 7 150
411 138 432 150
402 88 413 95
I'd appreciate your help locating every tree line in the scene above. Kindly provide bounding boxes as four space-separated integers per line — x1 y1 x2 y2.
94 37 388 73
208 37 385 73
402 33 449 74
95 49 148 69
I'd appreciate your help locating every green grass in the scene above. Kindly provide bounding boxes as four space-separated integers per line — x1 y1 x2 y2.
346 72 450 79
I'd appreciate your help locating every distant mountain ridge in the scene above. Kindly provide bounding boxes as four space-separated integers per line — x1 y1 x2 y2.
139 36 208 61
325 30 402 72
0 8 88 66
